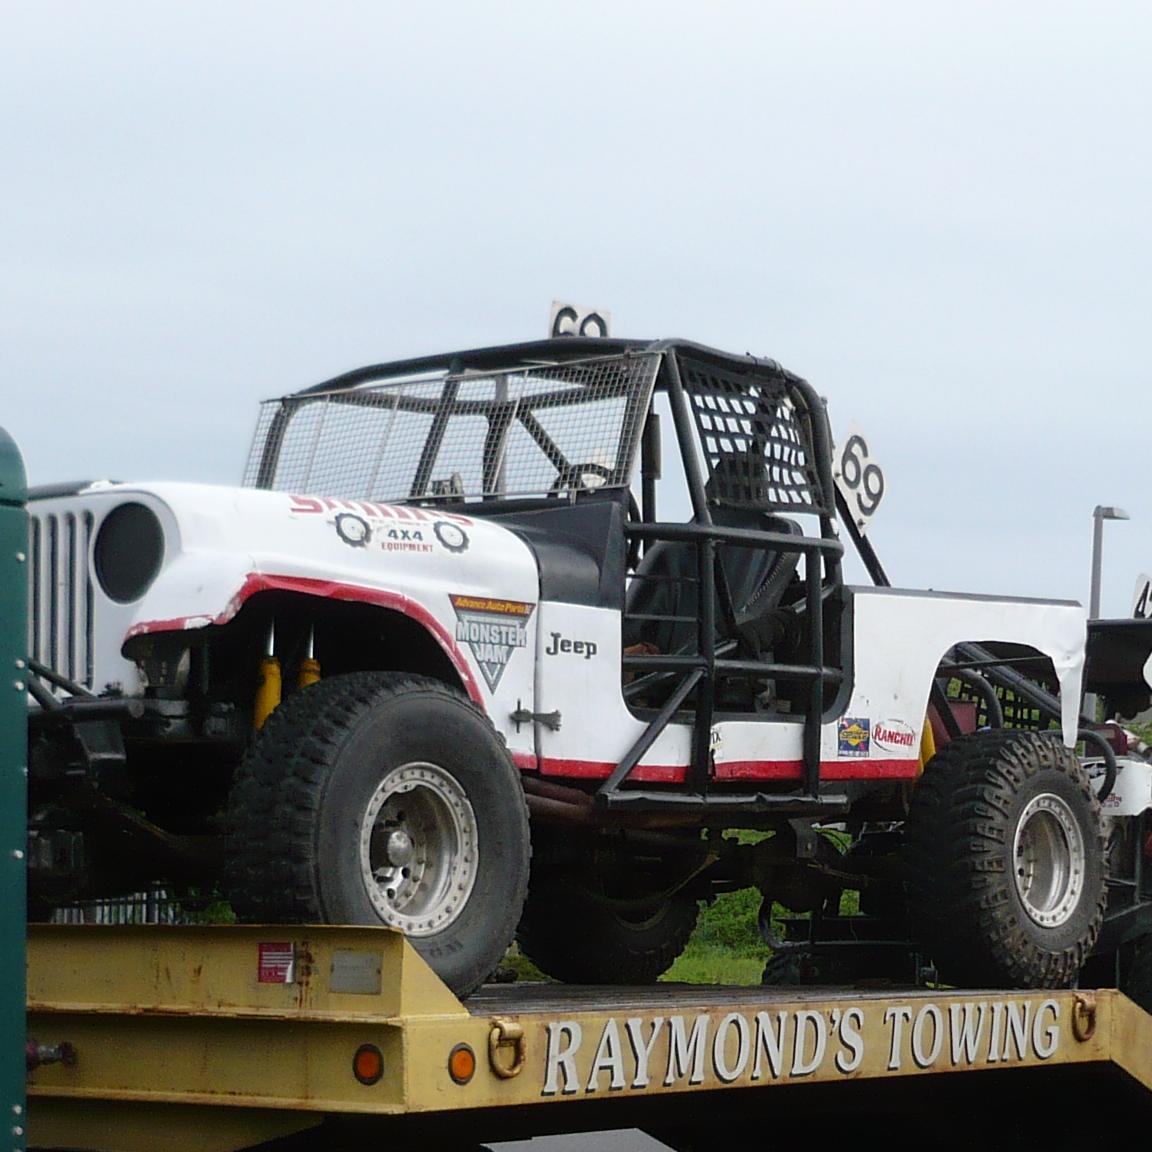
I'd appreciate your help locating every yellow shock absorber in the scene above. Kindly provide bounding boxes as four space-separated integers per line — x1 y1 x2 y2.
918 714 937 772
253 623 282 731
298 627 321 689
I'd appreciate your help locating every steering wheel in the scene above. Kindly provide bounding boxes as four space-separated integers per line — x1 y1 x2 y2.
551 462 643 570
552 461 615 493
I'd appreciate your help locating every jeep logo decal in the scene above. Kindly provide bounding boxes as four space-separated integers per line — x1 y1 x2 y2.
544 632 597 660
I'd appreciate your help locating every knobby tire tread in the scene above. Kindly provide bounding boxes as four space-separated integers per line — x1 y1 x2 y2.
225 672 401 922
905 729 1106 989
224 672 531 998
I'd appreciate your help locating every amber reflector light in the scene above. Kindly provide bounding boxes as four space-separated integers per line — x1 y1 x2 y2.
448 1043 476 1085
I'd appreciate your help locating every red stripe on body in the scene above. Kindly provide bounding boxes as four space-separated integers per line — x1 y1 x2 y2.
125 572 484 706
714 757 920 781
533 756 920 783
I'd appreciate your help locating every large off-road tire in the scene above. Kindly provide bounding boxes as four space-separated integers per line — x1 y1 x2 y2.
517 867 699 984
224 672 530 998
905 729 1106 989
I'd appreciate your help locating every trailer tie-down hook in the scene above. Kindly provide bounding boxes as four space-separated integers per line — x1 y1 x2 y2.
1072 993 1097 1042
488 1018 526 1079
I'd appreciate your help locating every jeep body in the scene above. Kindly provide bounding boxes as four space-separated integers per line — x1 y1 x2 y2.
24 337 1152 996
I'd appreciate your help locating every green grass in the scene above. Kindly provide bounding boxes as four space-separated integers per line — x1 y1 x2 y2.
685 885 768 951
500 885 787 987
662 943 769 985
664 885 775 985
498 943 551 983
661 829 857 986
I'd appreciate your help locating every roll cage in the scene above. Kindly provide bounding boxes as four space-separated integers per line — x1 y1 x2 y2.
244 339 848 810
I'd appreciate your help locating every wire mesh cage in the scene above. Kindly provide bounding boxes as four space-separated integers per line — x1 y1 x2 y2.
679 357 830 516
944 676 1053 733
243 352 661 503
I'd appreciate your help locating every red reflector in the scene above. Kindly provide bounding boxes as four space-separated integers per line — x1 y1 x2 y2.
353 1044 385 1086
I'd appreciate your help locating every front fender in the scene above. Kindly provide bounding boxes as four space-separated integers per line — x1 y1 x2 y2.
29 482 542 721
120 484 541 717
128 568 486 706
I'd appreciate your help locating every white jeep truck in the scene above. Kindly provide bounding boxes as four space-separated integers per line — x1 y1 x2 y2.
24 337 1152 998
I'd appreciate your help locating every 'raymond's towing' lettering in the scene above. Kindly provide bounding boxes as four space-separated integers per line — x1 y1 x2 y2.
541 998 1064 1096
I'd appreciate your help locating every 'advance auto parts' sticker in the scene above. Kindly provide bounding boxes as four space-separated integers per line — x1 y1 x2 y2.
450 595 536 692
837 717 871 758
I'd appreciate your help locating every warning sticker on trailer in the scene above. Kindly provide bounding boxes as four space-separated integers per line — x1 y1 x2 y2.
258 942 296 984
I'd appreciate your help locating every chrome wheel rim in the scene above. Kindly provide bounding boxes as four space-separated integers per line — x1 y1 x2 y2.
358 761 478 937
1013 792 1086 929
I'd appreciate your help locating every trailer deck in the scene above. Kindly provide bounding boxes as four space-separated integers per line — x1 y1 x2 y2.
24 923 1152 1151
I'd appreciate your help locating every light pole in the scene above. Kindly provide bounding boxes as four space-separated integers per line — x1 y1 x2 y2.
1086 504 1130 722
1089 505 1130 621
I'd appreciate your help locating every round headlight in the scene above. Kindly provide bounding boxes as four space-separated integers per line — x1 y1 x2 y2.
94 502 165 603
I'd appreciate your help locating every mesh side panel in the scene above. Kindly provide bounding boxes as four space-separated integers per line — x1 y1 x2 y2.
243 353 659 502
241 404 279 486
680 358 827 515
945 677 1053 732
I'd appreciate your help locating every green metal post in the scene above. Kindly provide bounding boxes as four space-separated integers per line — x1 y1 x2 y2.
0 427 27 1151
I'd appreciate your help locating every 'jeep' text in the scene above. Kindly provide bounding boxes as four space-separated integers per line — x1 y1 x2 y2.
544 632 598 659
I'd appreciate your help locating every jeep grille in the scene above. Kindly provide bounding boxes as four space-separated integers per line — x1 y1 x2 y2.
28 509 95 690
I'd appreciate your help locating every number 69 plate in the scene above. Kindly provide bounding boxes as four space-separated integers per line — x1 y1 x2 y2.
833 425 885 534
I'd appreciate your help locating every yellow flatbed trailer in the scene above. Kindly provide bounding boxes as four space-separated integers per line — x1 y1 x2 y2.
23 924 1152 1152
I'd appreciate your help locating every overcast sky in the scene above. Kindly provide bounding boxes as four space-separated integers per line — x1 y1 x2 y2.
3 1 1151 614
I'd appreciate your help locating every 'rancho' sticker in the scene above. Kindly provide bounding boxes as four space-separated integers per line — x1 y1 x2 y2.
874 719 917 754
450 595 535 692
837 717 871 758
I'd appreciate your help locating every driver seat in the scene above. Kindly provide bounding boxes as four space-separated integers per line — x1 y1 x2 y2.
623 507 802 661
624 448 804 676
